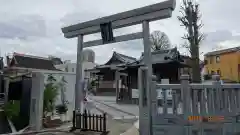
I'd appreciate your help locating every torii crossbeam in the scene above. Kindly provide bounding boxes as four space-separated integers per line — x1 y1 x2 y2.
61 0 176 134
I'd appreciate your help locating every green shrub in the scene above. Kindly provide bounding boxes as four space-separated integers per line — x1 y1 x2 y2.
4 100 20 120
43 74 59 117
203 74 211 80
91 80 96 87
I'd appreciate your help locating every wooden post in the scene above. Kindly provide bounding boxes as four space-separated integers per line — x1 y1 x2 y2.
4 77 9 104
115 70 120 102
103 113 106 132
84 109 87 130
93 114 95 130
96 115 99 131
100 114 102 131
71 111 76 131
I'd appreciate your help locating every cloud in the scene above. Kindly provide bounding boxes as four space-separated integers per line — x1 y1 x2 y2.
61 11 105 28
0 0 239 64
201 30 240 52
0 15 46 40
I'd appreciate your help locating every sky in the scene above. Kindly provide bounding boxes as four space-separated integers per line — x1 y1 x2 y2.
0 0 239 64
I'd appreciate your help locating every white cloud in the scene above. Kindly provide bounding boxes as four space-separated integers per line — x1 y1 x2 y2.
0 0 239 64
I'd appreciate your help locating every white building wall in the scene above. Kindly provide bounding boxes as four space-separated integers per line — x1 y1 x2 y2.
53 61 96 120
55 62 96 79
43 73 76 121
201 65 207 81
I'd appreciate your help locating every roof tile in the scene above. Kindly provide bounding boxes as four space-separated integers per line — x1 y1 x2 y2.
10 54 58 71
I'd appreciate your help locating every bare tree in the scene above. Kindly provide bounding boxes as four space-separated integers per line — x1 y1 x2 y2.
178 0 204 83
150 31 171 51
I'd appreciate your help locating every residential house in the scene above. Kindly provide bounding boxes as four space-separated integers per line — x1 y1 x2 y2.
204 46 240 82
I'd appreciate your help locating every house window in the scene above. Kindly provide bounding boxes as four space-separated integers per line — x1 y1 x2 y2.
217 69 221 76
65 67 68 72
209 57 213 64
211 71 215 75
216 56 220 63
204 59 208 65
72 68 74 72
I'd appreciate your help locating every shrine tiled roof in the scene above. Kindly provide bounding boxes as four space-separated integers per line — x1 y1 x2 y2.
9 53 59 71
127 47 183 66
104 51 136 65
96 48 185 69
114 52 136 63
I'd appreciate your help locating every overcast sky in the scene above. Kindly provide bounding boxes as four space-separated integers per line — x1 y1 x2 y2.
0 0 239 64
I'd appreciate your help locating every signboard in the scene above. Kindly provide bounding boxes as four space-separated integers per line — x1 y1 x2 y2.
131 79 173 99
132 89 139 98
131 88 172 99
156 88 172 99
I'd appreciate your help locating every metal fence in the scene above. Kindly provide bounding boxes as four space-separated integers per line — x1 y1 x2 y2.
71 110 108 134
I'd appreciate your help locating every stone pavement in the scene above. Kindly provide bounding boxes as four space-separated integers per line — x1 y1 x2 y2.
90 96 139 116
34 99 137 135
35 118 136 135
93 99 137 120
107 118 137 135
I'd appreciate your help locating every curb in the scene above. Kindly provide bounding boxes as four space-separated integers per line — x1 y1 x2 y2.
113 116 139 120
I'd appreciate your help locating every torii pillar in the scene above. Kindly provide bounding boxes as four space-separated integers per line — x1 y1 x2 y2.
61 1 176 134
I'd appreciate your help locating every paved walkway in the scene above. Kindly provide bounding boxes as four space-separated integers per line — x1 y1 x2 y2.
33 97 138 135
15 96 138 135
35 118 136 135
90 96 139 116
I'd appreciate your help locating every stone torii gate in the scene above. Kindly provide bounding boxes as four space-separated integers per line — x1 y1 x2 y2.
61 1 176 135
